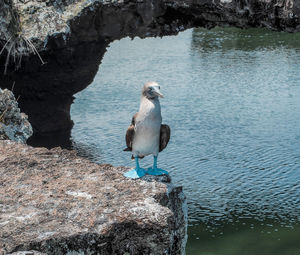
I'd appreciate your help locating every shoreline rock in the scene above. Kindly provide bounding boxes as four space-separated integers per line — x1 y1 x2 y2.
0 140 187 255
0 89 32 143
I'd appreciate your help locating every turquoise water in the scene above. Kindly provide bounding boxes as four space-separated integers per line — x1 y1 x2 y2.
71 28 300 254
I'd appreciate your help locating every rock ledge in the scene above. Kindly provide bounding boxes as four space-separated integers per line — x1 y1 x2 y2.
0 141 187 255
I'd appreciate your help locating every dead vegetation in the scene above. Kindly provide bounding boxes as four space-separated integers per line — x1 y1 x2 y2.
0 0 45 74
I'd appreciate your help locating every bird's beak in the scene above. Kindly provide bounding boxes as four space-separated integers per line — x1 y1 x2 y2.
153 87 164 98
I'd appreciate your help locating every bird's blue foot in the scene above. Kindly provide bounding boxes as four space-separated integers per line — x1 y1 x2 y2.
147 167 169 176
124 157 146 179
124 168 146 179
147 156 169 176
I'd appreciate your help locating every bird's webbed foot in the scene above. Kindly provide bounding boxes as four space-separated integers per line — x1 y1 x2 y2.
147 167 169 176
124 168 146 179
147 155 169 176
124 156 146 179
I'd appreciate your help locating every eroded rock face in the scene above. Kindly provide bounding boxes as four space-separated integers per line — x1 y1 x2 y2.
0 141 187 255
0 0 299 146
0 89 32 143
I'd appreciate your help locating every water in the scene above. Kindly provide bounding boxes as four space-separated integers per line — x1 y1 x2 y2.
71 27 300 254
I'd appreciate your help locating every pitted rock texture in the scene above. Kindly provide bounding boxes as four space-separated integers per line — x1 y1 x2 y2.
0 0 19 42
0 141 187 255
0 0 300 146
0 89 32 143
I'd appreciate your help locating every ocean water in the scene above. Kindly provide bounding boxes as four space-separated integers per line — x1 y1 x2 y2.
71 27 300 254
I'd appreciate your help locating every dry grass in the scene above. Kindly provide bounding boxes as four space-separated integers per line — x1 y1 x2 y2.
0 2 45 74
0 34 46 74
0 108 8 123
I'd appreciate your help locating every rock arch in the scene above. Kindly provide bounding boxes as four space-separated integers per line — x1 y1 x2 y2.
0 0 299 146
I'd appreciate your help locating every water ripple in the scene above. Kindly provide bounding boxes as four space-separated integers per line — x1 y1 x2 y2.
71 27 300 252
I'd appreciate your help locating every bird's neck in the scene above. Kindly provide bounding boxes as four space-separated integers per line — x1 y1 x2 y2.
139 96 161 117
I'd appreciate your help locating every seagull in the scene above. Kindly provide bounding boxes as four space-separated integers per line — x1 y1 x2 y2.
123 81 171 179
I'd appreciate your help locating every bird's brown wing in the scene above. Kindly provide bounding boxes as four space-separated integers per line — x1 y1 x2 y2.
159 124 171 152
123 113 138 151
123 125 134 151
131 112 138 125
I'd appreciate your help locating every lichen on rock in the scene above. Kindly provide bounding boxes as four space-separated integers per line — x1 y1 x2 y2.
0 88 32 143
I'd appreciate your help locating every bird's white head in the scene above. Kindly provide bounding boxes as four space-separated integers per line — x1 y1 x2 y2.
142 81 164 99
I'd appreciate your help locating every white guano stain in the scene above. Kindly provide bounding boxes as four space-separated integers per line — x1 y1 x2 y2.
15 212 38 222
65 191 92 199
220 0 233 3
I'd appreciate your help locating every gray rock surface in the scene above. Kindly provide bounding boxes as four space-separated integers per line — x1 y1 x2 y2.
0 140 187 255
7 251 47 255
0 0 300 146
0 89 32 143
0 0 19 42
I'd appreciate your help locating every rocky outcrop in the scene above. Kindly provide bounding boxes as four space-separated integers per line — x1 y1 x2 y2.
0 89 32 143
0 0 299 146
0 140 187 255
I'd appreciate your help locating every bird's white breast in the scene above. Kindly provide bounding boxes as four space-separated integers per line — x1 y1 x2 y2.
132 98 162 156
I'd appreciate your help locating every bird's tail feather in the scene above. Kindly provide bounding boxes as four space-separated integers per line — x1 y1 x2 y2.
131 155 145 160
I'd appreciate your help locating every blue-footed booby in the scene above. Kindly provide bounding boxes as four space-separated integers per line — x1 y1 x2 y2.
123 81 171 179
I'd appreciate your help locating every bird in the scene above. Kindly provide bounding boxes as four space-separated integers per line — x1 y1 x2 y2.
123 81 171 179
